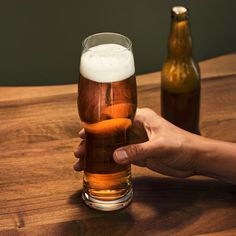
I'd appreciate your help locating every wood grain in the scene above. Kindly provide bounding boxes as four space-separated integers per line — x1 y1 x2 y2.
0 53 236 236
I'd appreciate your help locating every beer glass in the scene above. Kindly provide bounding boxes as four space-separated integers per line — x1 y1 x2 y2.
78 33 137 211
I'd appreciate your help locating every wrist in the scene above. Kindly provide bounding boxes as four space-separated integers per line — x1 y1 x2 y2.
177 130 203 176
193 136 210 176
190 135 219 177
192 136 235 182
185 133 204 175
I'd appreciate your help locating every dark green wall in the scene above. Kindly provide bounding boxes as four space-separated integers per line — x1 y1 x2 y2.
1 0 236 85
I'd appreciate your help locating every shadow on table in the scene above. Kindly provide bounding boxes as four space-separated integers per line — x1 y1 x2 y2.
65 176 236 236
67 189 135 236
131 176 236 234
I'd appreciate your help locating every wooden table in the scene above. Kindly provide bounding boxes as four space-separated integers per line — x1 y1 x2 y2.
0 54 236 236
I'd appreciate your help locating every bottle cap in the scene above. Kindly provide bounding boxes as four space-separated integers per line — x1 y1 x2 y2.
171 6 189 21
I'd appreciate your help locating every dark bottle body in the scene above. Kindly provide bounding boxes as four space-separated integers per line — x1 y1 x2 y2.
161 84 200 134
161 6 201 134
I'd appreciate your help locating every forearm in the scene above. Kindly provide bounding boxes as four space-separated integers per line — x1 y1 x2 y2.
193 135 236 185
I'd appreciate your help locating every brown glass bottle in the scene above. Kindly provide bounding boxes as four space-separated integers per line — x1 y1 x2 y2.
161 6 200 134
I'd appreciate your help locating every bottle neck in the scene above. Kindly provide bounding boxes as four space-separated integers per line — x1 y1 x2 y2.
168 19 193 59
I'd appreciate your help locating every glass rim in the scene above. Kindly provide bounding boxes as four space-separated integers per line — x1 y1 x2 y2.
82 32 133 52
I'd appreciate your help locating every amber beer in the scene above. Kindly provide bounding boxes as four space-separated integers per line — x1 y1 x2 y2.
161 6 201 134
78 33 137 211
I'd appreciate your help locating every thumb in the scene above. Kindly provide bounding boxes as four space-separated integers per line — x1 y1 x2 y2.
113 141 153 165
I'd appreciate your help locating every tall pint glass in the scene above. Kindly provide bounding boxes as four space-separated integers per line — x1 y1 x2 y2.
78 33 137 211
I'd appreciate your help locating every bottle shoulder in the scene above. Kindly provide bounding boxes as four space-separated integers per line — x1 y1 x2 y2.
161 58 200 93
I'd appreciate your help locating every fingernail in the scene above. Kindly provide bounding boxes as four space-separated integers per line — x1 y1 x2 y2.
78 129 84 137
115 150 129 163
74 162 82 171
74 151 79 157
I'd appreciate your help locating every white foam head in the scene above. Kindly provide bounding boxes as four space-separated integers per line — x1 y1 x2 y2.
80 44 135 83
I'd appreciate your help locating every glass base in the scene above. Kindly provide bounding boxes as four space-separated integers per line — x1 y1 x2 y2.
82 187 133 211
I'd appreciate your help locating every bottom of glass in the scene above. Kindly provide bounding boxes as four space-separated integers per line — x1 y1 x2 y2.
82 187 133 211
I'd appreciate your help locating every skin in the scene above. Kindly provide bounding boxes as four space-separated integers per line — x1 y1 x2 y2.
74 108 236 185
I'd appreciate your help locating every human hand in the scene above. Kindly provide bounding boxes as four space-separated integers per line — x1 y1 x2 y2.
74 108 197 178
73 108 148 171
